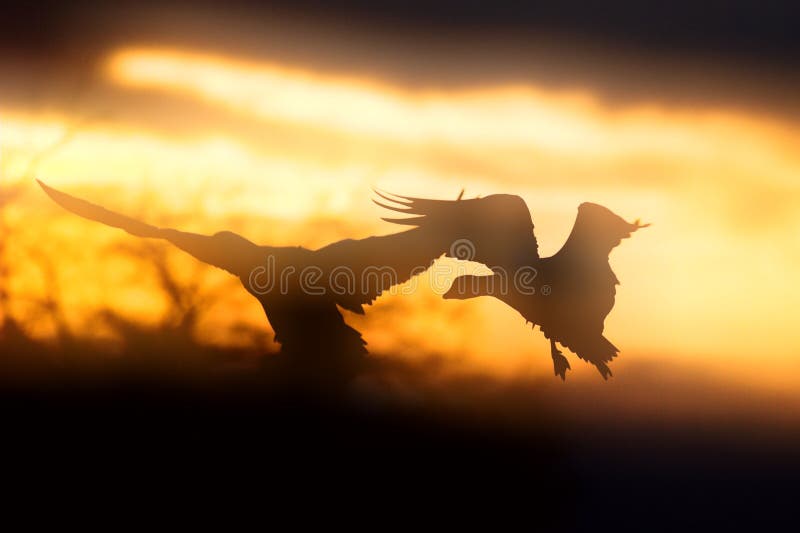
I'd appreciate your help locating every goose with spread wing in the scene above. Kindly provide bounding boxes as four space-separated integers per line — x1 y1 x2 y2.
378 192 649 380
37 182 537 376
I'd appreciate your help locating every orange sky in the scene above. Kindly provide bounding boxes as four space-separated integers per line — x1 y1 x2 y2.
3 44 800 390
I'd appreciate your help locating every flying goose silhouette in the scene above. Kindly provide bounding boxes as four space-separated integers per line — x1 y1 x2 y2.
389 194 650 380
37 181 538 377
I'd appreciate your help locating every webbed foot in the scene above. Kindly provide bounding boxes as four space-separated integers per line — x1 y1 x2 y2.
550 340 571 381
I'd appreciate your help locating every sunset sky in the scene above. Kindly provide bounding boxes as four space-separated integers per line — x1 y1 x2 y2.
2 2 799 402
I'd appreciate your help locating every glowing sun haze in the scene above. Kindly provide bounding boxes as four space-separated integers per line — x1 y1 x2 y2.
3 44 800 387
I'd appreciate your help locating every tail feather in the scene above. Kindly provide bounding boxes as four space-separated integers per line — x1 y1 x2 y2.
564 335 619 380
595 362 613 380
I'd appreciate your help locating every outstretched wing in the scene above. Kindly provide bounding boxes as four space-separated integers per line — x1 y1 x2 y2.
312 226 445 314
554 202 649 262
374 190 540 269
313 190 540 314
37 179 160 238
37 180 262 276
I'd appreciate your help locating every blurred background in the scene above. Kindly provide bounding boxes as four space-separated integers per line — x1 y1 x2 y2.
3 1 800 523
1 1 800 428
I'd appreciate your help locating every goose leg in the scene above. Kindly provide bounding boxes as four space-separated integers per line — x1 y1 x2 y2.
550 339 571 381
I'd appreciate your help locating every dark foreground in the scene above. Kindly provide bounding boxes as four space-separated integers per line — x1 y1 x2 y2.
0 319 797 528
1 365 798 530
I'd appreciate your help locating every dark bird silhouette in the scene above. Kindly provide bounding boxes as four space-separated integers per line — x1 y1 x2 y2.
378 192 648 380
36 181 537 379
